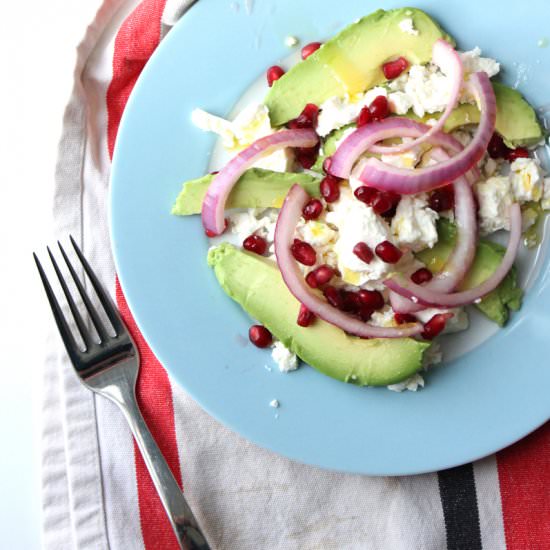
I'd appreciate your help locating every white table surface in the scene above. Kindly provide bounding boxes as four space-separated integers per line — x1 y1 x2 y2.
1 1 102 547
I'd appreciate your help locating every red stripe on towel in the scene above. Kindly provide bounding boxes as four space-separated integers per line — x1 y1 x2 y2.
497 422 550 549
107 2 182 549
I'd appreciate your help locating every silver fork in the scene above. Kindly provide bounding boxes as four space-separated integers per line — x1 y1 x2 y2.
34 237 210 550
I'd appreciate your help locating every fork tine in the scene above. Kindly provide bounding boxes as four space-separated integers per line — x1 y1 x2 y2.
34 253 82 364
47 247 93 350
69 236 125 337
58 240 111 343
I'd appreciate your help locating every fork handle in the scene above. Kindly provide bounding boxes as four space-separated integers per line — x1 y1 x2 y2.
116 389 210 550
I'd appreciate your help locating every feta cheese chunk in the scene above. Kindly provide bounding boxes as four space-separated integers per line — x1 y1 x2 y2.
475 177 513 234
191 103 292 171
229 208 278 243
301 221 338 247
380 149 420 170
509 158 544 203
460 47 500 78
369 305 397 328
388 373 425 392
398 18 419 36
316 88 387 137
391 195 439 252
271 341 298 372
325 189 399 289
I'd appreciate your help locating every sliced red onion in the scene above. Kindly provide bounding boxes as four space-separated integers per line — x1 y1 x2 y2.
201 129 318 235
390 148 478 314
330 118 467 180
357 72 497 194
274 184 423 338
386 203 521 308
372 39 463 155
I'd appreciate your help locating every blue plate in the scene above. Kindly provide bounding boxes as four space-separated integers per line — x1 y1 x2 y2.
111 0 550 475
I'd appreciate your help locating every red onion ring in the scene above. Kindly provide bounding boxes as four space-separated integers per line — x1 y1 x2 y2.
385 203 521 308
202 129 318 235
390 148 478 314
357 72 497 194
371 39 463 155
274 184 423 338
330 118 469 180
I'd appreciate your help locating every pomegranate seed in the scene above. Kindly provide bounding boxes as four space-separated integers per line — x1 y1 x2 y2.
357 289 385 310
411 267 433 285
357 106 372 127
204 218 228 237
428 185 455 212
297 304 315 327
248 325 272 348
353 242 374 264
359 306 374 322
375 241 402 264
369 95 389 121
354 186 378 205
242 234 267 255
295 143 320 169
507 147 530 162
305 271 319 288
302 198 323 220
487 133 511 159
372 193 393 215
291 239 316 266
394 313 417 325
301 41 322 60
311 265 335 286
320 174 341 203
322 156 333 174
323 286 344 309
341 291 362 313
421 313 452 340
382 57 409 80
288 103 319 130
267 65 285 87
210 170 219 175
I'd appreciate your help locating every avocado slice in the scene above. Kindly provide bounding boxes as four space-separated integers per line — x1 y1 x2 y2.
416 219 523 326
172 168 321 215
424 83 542 146
208 243 430 386
265 8 453 126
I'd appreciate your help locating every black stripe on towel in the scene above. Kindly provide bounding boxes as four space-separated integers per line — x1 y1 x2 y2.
438 463 482 550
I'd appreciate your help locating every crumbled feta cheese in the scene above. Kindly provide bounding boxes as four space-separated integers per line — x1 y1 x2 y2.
316 88 387 137
284 35 298 47
325 188 401 289
451 129 474 148
388 373 425 392
271 341 298 372
269 399 280 408
460 47 500 77
229 208 278 243
391 194 439 252
509 158 544 203
475 176 513 234
398 18 419 36
388 91 414 115
369 305 397 327
300 221 338 247
414 307 470 334
542 177 550 210
191 103 292 171
423 342 443 368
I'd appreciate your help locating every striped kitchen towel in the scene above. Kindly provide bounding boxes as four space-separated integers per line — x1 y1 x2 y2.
42 0 550 548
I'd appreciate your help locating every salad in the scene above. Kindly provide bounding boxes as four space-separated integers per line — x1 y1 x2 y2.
172 8 548 391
